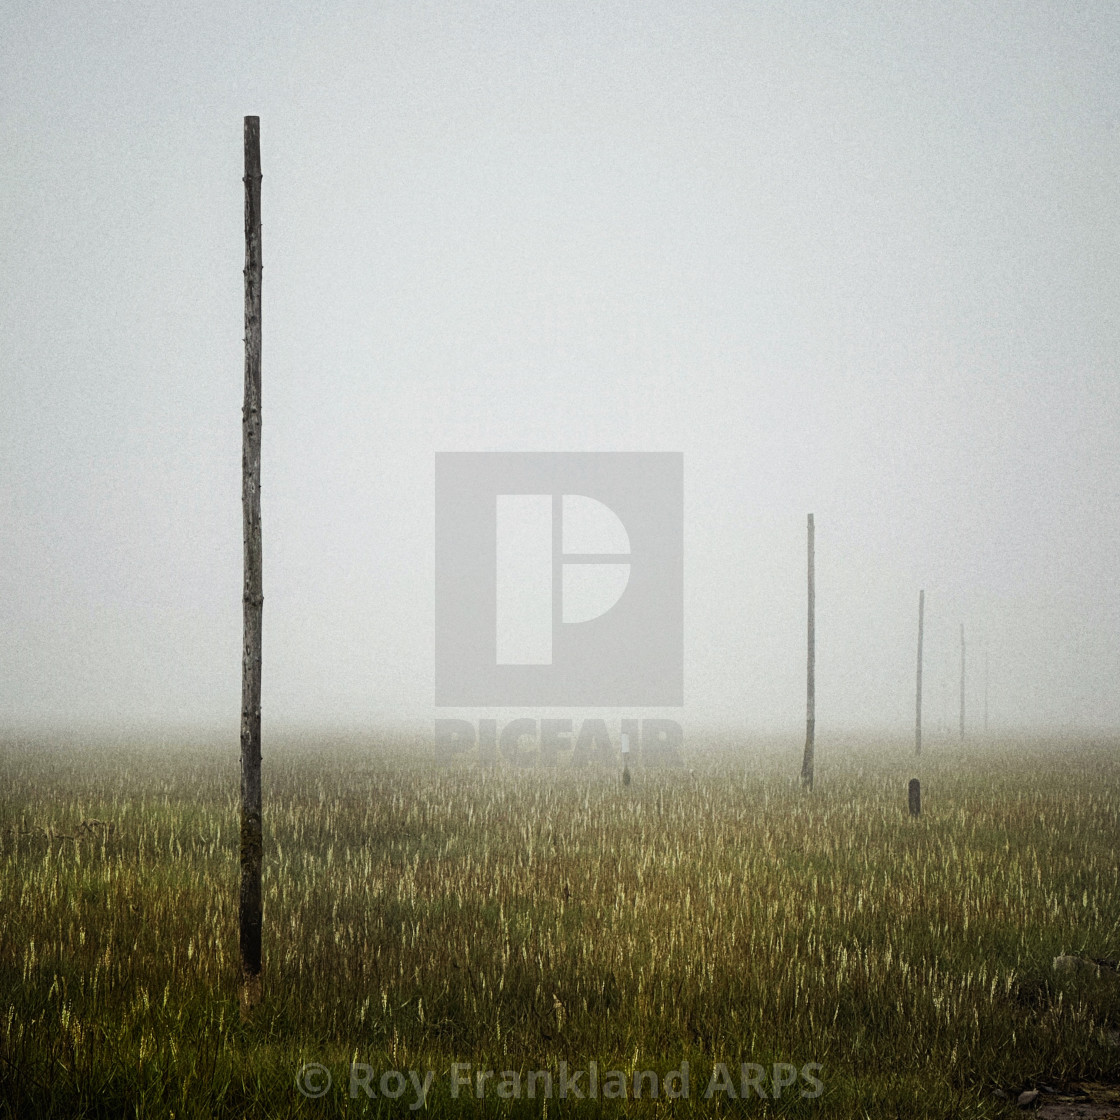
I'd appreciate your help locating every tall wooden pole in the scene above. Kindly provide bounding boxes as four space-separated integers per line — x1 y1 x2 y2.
800 514 815 789
958 623 965 742
915 590 924 756
240 115 264 1016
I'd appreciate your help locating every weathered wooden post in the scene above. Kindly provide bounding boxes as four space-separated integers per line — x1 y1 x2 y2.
915 589 924 756
240 115 264 1017
958 623 965 742
908 777 921 817
800 514 815 789
621 730 631 787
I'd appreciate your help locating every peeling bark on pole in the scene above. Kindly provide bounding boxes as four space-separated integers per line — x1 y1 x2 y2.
800 514 815 789
240 115 264 1017
915 590 924 756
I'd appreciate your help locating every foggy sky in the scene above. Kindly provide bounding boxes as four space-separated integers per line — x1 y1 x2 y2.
2 1 1118 736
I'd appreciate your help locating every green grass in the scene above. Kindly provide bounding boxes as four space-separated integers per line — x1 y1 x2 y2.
1 732 1118 1117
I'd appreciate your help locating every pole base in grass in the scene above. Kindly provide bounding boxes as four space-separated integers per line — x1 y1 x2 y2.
622 767 631 786
239 971 262 1018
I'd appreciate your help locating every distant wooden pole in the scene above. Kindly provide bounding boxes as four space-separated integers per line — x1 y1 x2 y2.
915 590 924 756
958 623 965 741
983 641 989 734
800 514 815 789
240 115 264 1017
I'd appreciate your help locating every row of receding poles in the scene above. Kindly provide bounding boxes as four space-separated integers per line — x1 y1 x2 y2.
799 515 988 812
238 121 1000 1014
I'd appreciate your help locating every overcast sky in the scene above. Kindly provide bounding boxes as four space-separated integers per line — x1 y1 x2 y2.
2 1 1118 737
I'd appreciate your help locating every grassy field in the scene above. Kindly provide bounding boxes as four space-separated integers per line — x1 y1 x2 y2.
1 731 1118 1117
